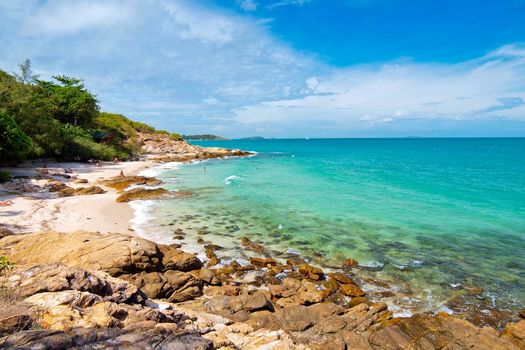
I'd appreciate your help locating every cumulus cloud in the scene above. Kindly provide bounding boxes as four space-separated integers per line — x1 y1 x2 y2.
232 45 525 135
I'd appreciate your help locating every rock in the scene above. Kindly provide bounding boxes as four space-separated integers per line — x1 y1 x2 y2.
250 257 277 268
342 258 359 269
0 227 14 238
73 186 106 195
241 236 266 253
159 245 203 272
0 314 33 335
74 178 88 184
204 291 274 316
328 272 354 285
0 264 144 304
0 231 200 277
298 263 324 280
520 310 525 319
116 187 170 202
368 312 521 350
341 283 366 297
502 320 525 349
199 268 220 285
122 270 203 302
100 175 163 191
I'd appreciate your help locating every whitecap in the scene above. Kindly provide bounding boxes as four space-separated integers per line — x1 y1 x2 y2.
223 175 241 185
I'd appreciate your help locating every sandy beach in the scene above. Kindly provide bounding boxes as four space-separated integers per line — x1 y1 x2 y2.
0 160 153 234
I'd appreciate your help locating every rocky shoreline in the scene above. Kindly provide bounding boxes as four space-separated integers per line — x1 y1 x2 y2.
1 141 524 349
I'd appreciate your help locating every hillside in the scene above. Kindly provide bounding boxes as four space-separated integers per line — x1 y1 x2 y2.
183 134 227 140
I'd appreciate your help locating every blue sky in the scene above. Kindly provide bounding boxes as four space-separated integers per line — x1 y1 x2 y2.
1 0 525 137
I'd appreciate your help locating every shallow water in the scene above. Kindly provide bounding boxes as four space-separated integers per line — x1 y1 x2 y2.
133 138 525 318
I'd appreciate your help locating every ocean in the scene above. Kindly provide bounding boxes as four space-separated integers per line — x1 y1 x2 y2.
133 138 525 319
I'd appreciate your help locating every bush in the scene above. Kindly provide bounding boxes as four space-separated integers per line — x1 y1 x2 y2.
62 136 127 161
0 111 32 163
0 170 10 183
0 256 14 274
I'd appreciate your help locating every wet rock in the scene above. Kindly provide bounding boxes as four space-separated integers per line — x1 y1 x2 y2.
250 257 277 268
116 187 170 202
241 236 266 253
520 310 525 319
328 272 354 285
341 283 366 297
298 263 324 280
100 175 163 191
342 258 359 269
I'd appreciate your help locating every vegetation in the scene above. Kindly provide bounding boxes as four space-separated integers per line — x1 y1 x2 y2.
0 60 182 164
183 134 227 140
0 256 14 274
0 170 10 183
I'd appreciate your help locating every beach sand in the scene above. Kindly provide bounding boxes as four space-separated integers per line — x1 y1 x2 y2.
0 160 153 234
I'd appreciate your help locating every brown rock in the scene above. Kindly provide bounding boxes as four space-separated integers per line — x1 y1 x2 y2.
298 263 324 280
116 187 170 202
73 186 106 195
100 175 163 191
241 237 266 253
328 272 354 285
342 258 359 269
250 257 277 268
122 270 203 302
0 231 202 277
341 283 366 297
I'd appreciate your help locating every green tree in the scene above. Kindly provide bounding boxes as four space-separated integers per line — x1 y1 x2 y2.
0 111 32 163
37 75 99 127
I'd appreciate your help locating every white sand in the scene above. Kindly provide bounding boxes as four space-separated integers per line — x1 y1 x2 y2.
0 160 154 234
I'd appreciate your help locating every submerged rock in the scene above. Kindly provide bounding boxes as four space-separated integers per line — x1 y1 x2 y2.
241 236 266 253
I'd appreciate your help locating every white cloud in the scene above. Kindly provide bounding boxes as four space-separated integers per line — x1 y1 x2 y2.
267 0 311 10
232 46 525 134
23 0 135 35
237 0 258 12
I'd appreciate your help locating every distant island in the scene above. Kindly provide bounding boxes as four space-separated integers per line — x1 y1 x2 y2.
237 136 266 140
183 134 228 140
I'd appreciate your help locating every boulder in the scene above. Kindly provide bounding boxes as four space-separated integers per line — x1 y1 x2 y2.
341 283 366 297
298 263 324 280
100 175 163 191
250 257 277 268
241 236 266 253
342 258 359 269
0 231 201 277
121 270 203 302
116 187 170 202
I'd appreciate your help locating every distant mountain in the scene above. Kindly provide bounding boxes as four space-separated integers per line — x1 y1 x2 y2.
238 136 266 140
183 134 228 140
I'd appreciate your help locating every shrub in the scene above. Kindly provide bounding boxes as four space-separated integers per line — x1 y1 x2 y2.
0 111 32 163
0 170 10 183
0 256 14 274
62 135 127 161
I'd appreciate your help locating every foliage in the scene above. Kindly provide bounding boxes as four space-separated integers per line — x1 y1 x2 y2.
0 60 184 164
0 256 14 274
0 111 32 163
0 170 10 183
36 75 99 127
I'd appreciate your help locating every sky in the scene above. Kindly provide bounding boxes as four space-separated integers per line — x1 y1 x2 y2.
1 0 525 138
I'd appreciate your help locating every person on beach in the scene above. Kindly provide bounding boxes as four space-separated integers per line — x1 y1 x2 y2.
120 170 125 177
96 161 101 167
0 200 14 206
113 157 120 163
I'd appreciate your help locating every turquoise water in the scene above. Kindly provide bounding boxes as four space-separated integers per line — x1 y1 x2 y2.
136 138 525 318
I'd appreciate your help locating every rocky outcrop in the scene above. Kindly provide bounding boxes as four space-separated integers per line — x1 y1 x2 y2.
1 231 524 350
116 187 170 202
46 181 106 197
0 231 202 276
100 175 163 191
